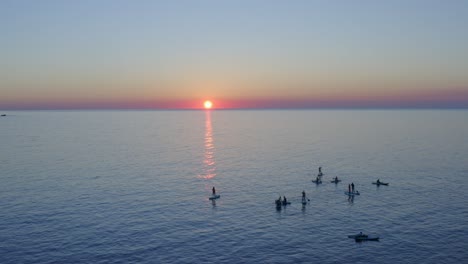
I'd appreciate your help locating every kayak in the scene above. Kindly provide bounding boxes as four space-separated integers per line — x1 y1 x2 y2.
331 180 341 183
209 194 220 200
345 191 360 196
348 233 368 239
312 180 322 184
372 182 389 186
355 236 379 241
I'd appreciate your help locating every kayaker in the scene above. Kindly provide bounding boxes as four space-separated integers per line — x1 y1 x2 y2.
351 183 355 192
377 179 380 184
212 187 216 195
335 176 338 181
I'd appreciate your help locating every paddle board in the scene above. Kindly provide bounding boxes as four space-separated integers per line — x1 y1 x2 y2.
345 191 360 196
209 194 220 200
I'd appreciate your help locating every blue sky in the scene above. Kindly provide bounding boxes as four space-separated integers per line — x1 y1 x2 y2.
1 0 468 109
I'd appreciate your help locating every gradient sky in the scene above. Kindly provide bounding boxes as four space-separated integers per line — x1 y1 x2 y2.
1 0 468 109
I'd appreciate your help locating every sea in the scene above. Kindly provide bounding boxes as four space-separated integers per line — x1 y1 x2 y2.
0 110 467 263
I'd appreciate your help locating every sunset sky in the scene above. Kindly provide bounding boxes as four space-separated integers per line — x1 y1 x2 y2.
1 0 468 109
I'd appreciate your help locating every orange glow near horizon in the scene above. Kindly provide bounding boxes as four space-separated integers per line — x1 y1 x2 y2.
204 100 213 109
2 88 468 110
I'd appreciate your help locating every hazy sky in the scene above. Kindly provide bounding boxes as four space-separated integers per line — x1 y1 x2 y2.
1 0 468 109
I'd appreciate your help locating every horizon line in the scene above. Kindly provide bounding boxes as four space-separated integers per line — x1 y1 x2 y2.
1 106 468 111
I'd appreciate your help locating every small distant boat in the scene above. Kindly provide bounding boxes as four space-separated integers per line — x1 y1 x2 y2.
355 236 379 241
345 191 360 196
1 114 6 117
348 233 368 239
372 182 389 186
348 233 379 241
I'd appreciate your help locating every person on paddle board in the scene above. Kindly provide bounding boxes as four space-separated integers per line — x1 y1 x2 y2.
302 190 306 202
351 183 355 192
319 167 322 174
275 198 281 207
212 187 216 195
283 196 287 205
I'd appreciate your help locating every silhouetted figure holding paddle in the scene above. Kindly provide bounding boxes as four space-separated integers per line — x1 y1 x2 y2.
275 198 281 208
212 187 216 195
351 183 355 192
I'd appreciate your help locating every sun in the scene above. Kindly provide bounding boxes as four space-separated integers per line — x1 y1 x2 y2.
204 100 213 109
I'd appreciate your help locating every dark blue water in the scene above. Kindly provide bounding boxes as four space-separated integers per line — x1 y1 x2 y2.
1 110 467 263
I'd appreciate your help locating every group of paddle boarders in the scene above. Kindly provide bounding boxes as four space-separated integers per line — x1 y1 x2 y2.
275 191 307 208
211 166 387 210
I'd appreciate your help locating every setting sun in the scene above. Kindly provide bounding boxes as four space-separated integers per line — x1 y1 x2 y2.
204 100 213 109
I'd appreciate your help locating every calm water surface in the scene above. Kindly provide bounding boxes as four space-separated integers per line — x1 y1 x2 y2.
1 110 467 263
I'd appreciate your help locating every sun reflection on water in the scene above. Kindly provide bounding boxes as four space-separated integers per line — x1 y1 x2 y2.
201 111 216 179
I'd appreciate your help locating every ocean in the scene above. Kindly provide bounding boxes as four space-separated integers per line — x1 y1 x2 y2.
1 110 467 263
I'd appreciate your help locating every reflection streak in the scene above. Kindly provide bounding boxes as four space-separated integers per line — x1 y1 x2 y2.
201 111 216 179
